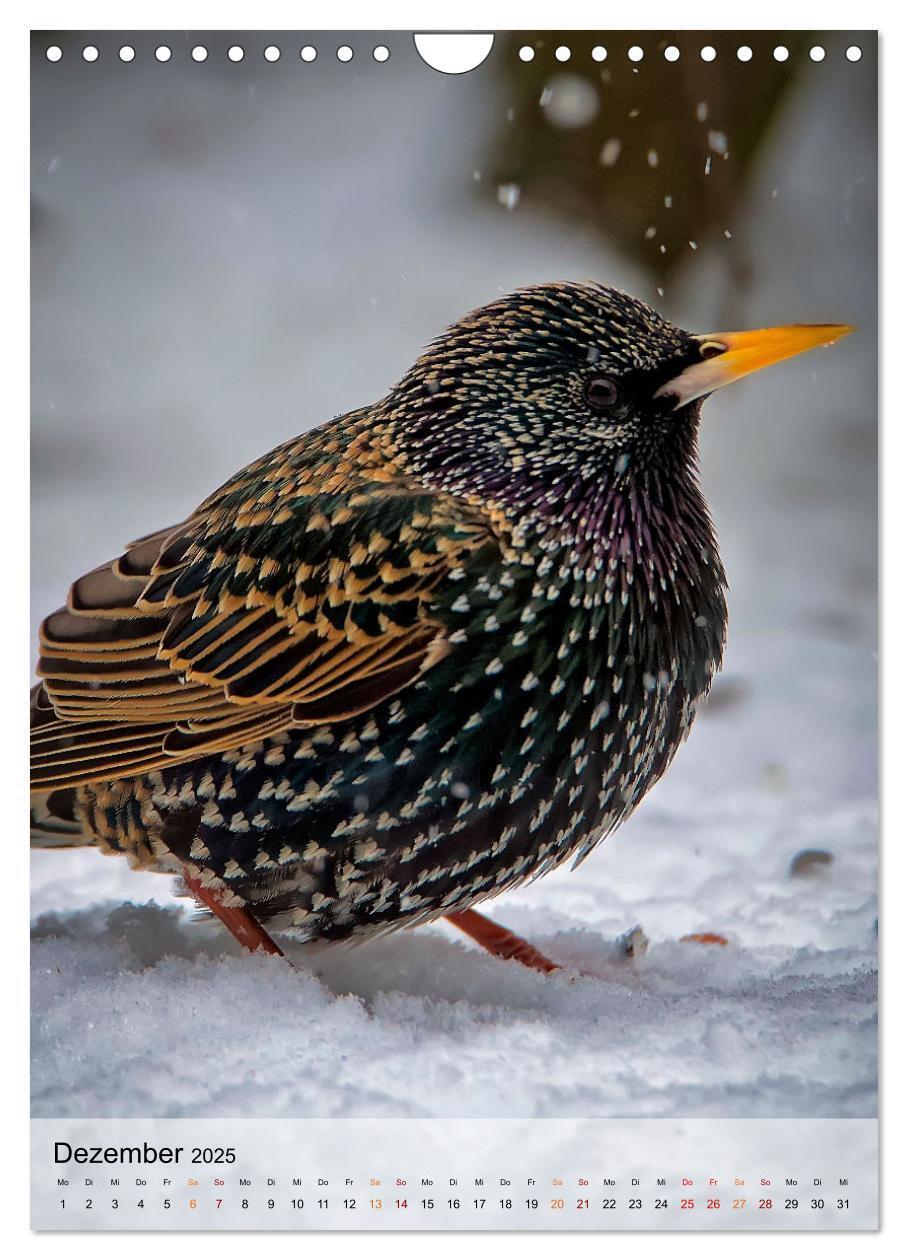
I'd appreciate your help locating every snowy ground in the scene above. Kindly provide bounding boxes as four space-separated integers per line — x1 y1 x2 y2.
32 792 876 1119
31 36 877 1119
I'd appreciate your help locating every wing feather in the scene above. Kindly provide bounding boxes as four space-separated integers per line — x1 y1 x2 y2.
32 446 494 790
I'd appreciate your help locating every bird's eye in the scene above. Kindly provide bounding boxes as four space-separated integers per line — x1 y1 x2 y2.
584 375 620 412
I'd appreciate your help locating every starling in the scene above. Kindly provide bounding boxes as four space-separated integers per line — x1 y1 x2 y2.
30 284 850 972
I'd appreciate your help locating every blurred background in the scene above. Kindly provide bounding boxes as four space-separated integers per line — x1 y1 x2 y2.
31 29 877 937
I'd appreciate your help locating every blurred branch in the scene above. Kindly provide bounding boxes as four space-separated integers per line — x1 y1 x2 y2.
486 32 809 284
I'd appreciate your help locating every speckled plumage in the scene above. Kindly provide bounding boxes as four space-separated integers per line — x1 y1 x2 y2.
31 283 728 947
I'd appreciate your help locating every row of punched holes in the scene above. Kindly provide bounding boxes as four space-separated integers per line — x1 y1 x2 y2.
45 41 865 65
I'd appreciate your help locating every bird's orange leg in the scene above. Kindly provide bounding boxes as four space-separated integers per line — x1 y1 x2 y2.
182 866 287 958
445 908 560 974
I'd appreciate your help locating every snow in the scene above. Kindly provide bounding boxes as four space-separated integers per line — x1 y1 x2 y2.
31 782 876 1120
30 38 876 1120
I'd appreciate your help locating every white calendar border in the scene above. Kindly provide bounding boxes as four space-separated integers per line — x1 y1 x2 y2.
7 1 901 1254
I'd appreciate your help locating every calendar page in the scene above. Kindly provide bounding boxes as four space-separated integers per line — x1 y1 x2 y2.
29 27 878 1233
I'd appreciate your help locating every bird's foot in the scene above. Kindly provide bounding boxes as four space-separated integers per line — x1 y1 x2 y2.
680 931 729 946
182 866 288 959
445 908 561 974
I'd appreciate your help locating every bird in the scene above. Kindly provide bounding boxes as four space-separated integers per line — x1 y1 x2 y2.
30 283 851 972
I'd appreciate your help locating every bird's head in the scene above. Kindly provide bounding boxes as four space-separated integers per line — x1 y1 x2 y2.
385 282 852 520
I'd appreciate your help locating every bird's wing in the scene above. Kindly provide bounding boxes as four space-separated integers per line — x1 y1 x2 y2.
32 455 495 789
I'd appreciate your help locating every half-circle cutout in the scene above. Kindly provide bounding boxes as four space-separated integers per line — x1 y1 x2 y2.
414 33 494 75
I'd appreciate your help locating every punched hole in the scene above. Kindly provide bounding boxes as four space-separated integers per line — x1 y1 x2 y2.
46 45 62 62
519 45 535 62
82 45 99 62
846 45 862 62
155 46 172 63
809 46 826 62
664 45 680 62
119 45 135 62
555 45 571 62
191 46 208 62
264 45 281 62
737 45 753 62
414 33 494 74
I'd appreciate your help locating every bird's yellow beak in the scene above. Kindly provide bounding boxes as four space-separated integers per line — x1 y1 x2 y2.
655 323 854 409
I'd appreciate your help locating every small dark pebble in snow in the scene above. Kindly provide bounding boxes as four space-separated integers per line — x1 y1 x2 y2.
789 849 834 877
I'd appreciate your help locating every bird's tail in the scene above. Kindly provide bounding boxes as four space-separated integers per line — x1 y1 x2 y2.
30 683 94 849
30 787 92 848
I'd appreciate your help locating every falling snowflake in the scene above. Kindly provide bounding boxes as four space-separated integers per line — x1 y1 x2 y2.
497 183 521 211
599 137 622 167
540 74 600 129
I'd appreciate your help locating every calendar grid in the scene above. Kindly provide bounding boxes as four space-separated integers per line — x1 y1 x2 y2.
32 1118 877 1230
